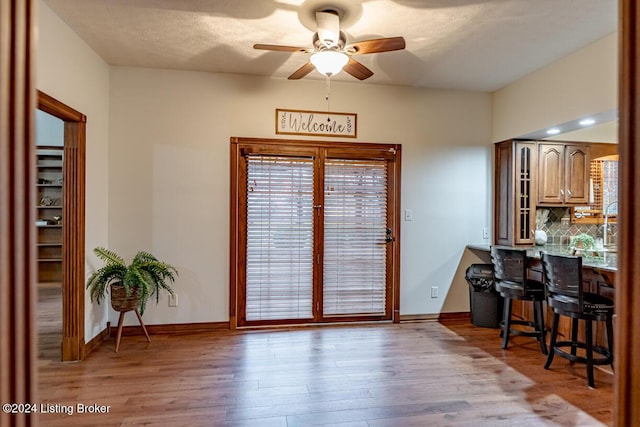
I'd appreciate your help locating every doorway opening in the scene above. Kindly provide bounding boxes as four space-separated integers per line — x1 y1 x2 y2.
35 110 64 361
37 91 86 361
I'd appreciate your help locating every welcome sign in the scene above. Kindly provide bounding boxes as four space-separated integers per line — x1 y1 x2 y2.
276 109 357 138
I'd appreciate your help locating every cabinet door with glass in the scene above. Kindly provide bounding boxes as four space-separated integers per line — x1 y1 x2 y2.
494 140 536 246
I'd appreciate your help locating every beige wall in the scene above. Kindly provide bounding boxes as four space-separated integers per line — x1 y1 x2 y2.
38 0 495 335
108 67 493 325
37 1 111 339
37 0 620 335
493 32 617 142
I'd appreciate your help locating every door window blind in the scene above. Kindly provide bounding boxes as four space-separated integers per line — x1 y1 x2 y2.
245 155 314 321
323 158 388 315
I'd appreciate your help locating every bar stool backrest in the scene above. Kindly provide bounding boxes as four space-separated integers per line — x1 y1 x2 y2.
541 253 583 311
490 247 528 289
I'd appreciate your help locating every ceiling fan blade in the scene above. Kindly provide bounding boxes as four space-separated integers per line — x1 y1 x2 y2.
288 62 316 80
343 58 374 80
253 44 308 53
347 37 406 55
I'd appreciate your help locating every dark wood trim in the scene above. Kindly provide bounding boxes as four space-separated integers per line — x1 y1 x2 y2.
314 147 325 323
235 145 249 327
391 145 402 323
0 1 38 425
615 1 639 424
399 314 439 322
397 313 472 323
231 136 398 151
84 327 109 356
108 322 230 337
37 91 86 362
229 140 239 330
398 312 471 323
438 312 471 322
37 90 86 123
62 120 86 361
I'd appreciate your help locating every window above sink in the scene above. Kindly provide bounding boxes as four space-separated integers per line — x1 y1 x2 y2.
572 155 618 224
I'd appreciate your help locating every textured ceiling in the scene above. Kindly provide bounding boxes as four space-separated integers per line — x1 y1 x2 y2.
42 0 617 91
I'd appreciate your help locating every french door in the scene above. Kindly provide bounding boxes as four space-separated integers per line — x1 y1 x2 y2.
230 138 401 327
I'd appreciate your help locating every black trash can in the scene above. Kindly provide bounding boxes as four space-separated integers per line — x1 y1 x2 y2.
465 264 503 328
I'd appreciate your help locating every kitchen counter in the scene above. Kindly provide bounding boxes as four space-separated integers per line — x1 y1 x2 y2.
466 243 618 272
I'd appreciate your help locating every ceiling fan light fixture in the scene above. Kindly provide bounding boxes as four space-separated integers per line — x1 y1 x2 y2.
310 51 349 77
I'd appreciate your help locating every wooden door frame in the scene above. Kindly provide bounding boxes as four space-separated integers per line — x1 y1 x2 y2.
0 1 37 424
230 136 402 329
37 91 86 362
615 0 640 424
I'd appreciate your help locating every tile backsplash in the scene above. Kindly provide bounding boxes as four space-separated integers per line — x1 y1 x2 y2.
536 207 617 246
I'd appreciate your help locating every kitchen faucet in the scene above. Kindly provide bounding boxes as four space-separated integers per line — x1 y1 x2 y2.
603 200 618 247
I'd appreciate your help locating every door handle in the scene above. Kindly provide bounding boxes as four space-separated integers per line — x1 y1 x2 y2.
385 227 395 243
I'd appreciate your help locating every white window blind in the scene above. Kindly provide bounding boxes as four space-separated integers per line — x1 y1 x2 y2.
323 158 388 315
245 155 314 321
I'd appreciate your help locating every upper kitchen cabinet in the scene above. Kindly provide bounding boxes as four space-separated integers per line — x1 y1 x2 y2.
494 140 537 246
537 143 590 205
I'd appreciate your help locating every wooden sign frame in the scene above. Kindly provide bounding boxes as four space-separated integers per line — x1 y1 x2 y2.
276 109 357 138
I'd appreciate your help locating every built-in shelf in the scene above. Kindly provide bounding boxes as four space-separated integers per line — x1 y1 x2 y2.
36 146 63 283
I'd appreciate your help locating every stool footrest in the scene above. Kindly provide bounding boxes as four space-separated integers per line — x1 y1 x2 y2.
552 340 613 365
501 319 545 338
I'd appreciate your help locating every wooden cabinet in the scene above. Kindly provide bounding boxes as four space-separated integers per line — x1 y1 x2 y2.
36 146 63 283
494 140 597 244
538 143 590 205
494 140 537 246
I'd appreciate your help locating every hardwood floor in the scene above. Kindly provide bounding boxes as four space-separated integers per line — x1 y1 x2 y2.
38 285 62 361
36 320 612 426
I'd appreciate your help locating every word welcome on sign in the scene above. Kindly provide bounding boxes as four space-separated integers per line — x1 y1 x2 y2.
276 109 357 138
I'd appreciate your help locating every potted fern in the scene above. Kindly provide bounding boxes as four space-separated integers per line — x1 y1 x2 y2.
86 247 178 315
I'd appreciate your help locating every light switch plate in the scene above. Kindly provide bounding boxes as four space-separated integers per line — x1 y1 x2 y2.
404 209 413 221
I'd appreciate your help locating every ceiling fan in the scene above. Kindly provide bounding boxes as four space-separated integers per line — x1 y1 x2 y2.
253 9 406 80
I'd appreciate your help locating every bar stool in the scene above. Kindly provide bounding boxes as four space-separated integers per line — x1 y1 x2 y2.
490 246 547 354
541 253 614 388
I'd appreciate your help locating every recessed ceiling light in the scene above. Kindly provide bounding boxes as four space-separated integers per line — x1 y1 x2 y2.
579 118 596 126
546 128 561 135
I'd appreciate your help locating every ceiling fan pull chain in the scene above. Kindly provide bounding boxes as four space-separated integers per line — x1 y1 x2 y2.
325 76 331 121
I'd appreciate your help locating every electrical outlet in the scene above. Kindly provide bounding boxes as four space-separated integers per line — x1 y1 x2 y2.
431 286 438 298
482 227 489 239
404 209 413 221
168 293 178 307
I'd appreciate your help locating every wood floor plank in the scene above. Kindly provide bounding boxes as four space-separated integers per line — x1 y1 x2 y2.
38 286 62 361
36 321 611 426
